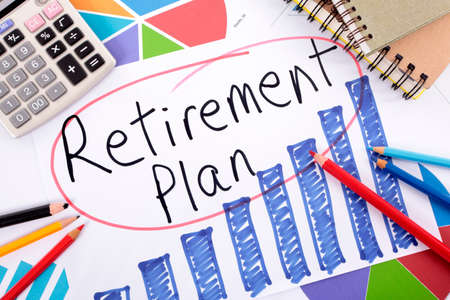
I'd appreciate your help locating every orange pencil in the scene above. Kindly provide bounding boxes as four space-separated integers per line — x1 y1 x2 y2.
0 216 78 257
2 225 84 300
310 151 450 263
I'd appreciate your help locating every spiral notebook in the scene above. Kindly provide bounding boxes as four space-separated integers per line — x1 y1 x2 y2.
286 0 450 100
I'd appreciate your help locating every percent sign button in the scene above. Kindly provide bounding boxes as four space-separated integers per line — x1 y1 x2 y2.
36 27 56 46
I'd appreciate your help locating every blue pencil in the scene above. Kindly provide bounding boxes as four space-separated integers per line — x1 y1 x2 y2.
370 146 450 168
376 158 450 206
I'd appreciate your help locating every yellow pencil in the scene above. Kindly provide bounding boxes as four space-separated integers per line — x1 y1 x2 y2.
0 216 78 257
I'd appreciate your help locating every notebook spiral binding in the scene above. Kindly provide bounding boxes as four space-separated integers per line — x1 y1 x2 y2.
282 0 428 99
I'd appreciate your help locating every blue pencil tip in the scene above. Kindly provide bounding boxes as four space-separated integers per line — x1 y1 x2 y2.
367 146 373 151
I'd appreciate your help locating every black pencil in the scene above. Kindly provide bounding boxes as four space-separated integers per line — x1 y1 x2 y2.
0 202 68 228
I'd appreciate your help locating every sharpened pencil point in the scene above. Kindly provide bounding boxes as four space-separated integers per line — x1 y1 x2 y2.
76 215 80 219
309 150 316 157
63 203 68 209
77 224 85 231
367 147 373 151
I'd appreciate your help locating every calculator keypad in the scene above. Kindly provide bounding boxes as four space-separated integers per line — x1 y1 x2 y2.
7 68 27 88
28 95 49 115
9 108 31 128
53 14 73 32
14 41 35 61
17 82 38 102
36 69 56 88
64 27 83 45
0 95 19 115
46 81 66 101
25 55 46 74
0 55 17 74
4 29 24 47
0 0 111 135
36 27 56 45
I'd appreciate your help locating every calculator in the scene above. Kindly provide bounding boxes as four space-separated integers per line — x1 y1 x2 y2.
0 0 115 137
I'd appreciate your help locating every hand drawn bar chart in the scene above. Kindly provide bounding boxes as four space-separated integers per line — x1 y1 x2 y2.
93 76 420 299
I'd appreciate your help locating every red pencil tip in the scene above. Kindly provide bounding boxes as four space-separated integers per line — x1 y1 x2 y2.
309 150 317 157
77 224 85 231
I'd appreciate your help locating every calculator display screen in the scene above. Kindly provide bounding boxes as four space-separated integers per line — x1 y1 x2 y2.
0 0 26 19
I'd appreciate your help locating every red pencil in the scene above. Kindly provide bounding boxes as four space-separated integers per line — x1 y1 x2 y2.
2 225 84 300
310 151 450 263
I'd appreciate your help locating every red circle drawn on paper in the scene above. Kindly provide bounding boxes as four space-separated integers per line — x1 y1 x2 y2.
51 36 364 231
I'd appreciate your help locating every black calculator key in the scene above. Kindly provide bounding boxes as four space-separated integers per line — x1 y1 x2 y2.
46 40 66 59
64 27 84 46
4 29 24 47
36 27 56 45
57 54 87 85
85 54 105 72
53 14 73 32
74 41 94 59
0 42 5 56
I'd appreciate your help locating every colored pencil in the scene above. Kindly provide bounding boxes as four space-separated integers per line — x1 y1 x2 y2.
310 151 450 263
0 202 68 228
369 146 450 168
376 158 450 206
2 225 84 300
0 216 78 258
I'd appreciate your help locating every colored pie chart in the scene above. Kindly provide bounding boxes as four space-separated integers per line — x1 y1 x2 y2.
70 0 227 66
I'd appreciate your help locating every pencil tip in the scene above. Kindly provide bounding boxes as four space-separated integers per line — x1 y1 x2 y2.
367 147 373 151
309 150 316 157
77 224 85 231
63 203 69 209
76 215 80 219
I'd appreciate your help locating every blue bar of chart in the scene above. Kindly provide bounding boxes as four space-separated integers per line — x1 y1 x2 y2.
138 254 179 300
181 227 227 300
223 197 271 297
49 270 69 300
318 105 383 262
94 285 131 300
287 138 345 274
257 164 311 283
346 75 417 252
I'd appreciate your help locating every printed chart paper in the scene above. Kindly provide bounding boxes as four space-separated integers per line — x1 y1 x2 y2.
30 36 447 299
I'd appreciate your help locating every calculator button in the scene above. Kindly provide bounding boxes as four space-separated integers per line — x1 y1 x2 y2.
46 81 66 101
25 14 46 33
25 55 46 74
14 42 35 61
0 82 9 99
0 19 14 34
43 0 63 20
0 55 17 74
0 95 19 115
53 14 73 32
64 27 83 46
9 108 31 128
17 82 38 102
4 29 24 47
0 42 5 57
36 27 55 45
36 69 56 87
6 68 27 88
28 95 49 115
57 54 87 85
46 40 66 58
75 41 94 59
85 54 105 72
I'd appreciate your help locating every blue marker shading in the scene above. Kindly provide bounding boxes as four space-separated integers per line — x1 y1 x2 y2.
6 260 32 291
346 75 417 252
138 254 179 300
223 197 271 297
419 163 450 227
0 265 7 285
181 227 227 300
287 139 345 274
257 164 311 283
26 263 56 300
94 286 131 300
318 106 383 262
49 269 70 300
